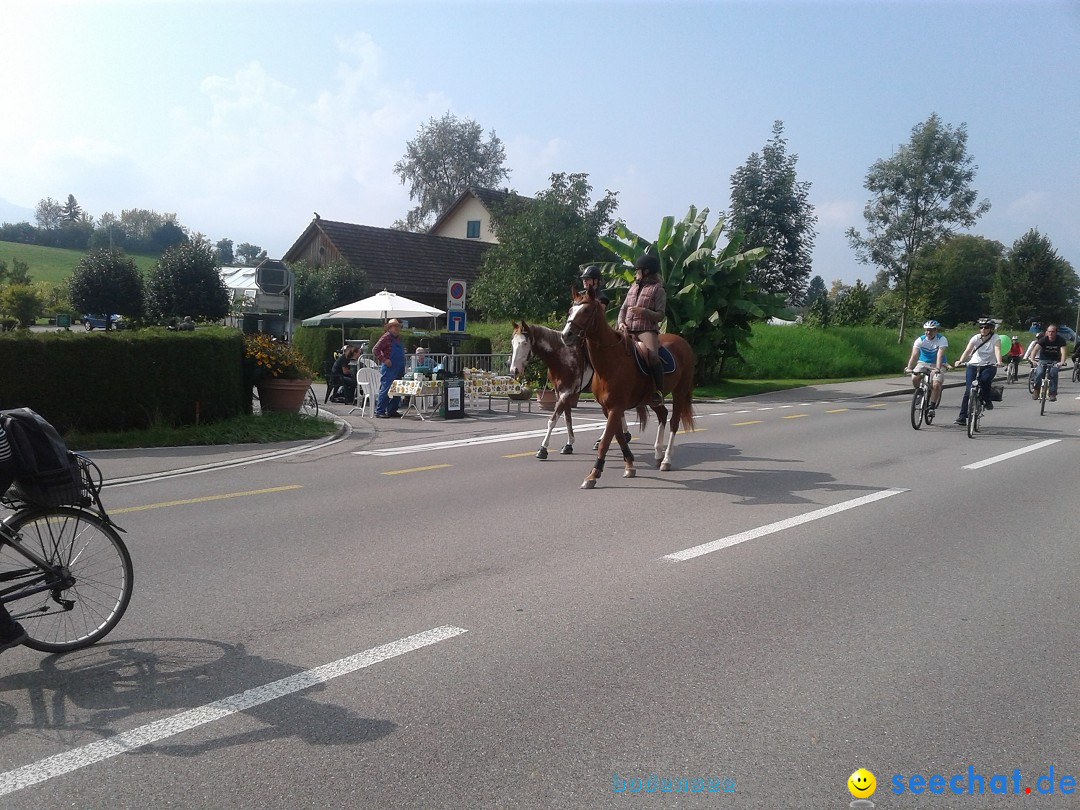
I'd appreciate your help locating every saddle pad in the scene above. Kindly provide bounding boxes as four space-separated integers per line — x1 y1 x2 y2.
633 346 676 376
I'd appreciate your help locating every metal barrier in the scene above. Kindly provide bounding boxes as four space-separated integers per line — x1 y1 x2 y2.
440 353 513 375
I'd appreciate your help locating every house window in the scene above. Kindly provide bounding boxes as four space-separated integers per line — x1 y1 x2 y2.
466 220 481 239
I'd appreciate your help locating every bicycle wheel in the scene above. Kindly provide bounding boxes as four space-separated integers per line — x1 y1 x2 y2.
1 508 133 653
966 386 978 438
302 386 319 417
1040 382 1047 416
1072 365 1079 383
1027 370 1037 395
910 388 925 430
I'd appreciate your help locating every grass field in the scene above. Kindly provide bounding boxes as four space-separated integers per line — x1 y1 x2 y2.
0 240 158 285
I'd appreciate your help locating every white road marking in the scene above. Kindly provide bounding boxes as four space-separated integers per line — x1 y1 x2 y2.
662 488 908 562
355 422 609 455
961 439 1060 470
0 626 468 797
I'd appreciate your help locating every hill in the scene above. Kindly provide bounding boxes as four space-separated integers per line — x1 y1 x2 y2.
0 241 158 285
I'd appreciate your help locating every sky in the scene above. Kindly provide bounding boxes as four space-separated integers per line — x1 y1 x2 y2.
2 0 1078 288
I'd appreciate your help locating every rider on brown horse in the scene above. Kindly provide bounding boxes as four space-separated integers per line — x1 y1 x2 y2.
617 253 666 402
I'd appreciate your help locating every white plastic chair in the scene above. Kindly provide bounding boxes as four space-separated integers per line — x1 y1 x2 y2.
350 367 378 417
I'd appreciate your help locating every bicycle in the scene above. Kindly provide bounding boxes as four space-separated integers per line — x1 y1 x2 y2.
1072 360 1080 384
954 362 989 439
0 454 133 652
905 366 940 430
1005 357 1020 384
1032 361 1067 416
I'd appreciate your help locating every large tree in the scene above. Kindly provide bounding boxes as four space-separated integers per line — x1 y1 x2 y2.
34 197 62 231
471 172 617 321
394 112 510 232
910 234 1002 327
61 194 82 222
236 242 266 265
728 120 817 304
991 229 1078 329
145 241 229 322
847 113 990 340
291 259 368 319
68 249 145 328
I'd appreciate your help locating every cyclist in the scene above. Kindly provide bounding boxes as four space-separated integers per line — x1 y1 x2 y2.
1028 323 1068 401
1005 336 1024 380
0 420 27 652
904 319 949 414
954 318 1003 426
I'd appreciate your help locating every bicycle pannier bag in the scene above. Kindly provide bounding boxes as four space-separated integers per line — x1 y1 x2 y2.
990 384 1004 402
0 408 82 507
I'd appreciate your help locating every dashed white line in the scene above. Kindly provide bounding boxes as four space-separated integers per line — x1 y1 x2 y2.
961 439 1060 470
0 626 469 797
663 488 908 562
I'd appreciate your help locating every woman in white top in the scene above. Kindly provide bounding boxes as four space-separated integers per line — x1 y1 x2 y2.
954 318 1003 424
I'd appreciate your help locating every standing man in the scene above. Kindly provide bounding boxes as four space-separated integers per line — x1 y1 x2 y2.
954 318 1003 425
1029 323 1068 401
617 253 667 402
373 319 405 418
904 319 949 414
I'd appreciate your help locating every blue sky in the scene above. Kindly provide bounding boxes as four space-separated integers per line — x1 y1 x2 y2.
3 0 1077 287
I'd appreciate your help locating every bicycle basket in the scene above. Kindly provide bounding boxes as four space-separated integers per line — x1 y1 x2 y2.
4 453 101 509
990 384 1004 402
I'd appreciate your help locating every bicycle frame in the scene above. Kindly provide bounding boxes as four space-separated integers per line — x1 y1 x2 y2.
0 521 71 608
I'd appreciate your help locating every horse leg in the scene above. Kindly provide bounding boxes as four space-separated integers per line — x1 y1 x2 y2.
582 416 618 489
652 404 669 467
560 407 574 454
536 408 559 459
659 405 679 472
616 421 636 478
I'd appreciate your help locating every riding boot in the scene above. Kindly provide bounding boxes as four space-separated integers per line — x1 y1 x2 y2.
649 359 665 406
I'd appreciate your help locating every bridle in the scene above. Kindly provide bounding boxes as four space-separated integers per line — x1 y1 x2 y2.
564 298 621 349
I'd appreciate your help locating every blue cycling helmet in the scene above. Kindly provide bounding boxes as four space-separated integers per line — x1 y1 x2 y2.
923 319 941 329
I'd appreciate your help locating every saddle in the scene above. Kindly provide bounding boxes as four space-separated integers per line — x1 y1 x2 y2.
626 335 676 376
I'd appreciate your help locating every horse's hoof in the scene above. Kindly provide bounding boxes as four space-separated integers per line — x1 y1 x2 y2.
654 457 664 469
581 479 596 489
560 444 573 455
623 468 636 478
660 461 671 472
593 440 600 451
535 447 548 460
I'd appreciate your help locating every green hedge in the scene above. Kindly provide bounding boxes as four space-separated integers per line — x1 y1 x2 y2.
0 327 246 434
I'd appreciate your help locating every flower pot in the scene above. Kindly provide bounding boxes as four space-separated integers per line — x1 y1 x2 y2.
256 378 311 412
537 388 557 411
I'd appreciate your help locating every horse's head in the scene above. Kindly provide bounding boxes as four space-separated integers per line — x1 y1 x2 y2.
560 289 596 347
509 321 531 376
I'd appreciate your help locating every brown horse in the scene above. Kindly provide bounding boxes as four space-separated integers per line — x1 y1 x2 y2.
560 288 696 488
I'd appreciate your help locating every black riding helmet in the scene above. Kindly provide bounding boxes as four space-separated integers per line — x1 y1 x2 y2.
580 264 602 281
635 253 660 275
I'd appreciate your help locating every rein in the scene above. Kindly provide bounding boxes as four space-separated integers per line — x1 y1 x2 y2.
572 302 622 350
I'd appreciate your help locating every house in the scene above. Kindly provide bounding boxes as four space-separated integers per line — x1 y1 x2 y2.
429 187 512 243
283 215 493 311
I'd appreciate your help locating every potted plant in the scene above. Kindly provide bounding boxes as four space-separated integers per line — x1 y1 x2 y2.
244 333 315 412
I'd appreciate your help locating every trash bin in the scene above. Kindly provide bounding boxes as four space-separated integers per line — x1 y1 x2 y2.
442 377 465 419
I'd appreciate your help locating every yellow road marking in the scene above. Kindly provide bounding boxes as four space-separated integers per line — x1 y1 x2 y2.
782 413 808 419
825 408 848 413
867 403 887 408
382 464 452 475
112 485 303 514
733 420 764 426
504 451 536 458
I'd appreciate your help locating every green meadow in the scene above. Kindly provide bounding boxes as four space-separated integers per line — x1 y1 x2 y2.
0 240 158 284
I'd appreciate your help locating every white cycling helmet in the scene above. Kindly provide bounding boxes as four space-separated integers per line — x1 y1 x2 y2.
923 319 940 329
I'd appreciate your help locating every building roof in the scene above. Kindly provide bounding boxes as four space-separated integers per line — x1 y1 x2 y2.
283 217 491 299
428 187 514 235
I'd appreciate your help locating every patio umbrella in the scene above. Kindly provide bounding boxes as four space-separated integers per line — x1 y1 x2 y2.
329 290 445 322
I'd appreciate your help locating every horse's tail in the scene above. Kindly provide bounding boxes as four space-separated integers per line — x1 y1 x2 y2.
635 404 649 430
672 394 695 433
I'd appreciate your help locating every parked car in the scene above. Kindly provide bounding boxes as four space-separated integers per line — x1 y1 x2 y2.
82 314 127 331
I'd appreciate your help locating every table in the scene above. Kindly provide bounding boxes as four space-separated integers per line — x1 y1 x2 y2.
388 378 442 420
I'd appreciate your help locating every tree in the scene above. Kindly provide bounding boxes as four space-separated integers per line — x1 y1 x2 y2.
991 229 1078 329
470 173 618 321
728 121 817 304
0 284 43 328
847 113 990 340
394 112 510 232
34 198 62 231
805 275 827 304
600 207 790 382
145 241 229 322
911 234 1002 326
68 249 145 328
0 257 32 286
291 259 368 319
61 194 82 221
833 280 874 325
236 242 266 265
152 220 188 253
216 238 235 266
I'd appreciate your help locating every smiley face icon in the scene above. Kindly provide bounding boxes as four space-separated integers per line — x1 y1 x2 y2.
848 768 876 798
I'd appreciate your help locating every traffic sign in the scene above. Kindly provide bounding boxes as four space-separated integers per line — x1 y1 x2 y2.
447 279 467 311
448 310 467 333
256 259 292 295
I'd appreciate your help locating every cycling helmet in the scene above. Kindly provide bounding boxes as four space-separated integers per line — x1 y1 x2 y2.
977 318 995 329
923 319 940 329
580 265 602 281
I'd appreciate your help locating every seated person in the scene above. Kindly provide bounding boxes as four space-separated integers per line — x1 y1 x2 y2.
329 346 359 403
410 347 433 376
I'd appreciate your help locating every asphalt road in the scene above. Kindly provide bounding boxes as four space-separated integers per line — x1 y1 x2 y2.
0 375 1077 809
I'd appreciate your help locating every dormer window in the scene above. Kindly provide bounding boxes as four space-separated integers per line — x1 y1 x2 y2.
466 220 481 239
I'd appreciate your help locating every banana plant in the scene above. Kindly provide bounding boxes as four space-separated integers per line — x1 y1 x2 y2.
597 206 791 381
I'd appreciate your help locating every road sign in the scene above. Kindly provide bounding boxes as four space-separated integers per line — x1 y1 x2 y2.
448 310 467 333
447 279 467 311
256 259 292 295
